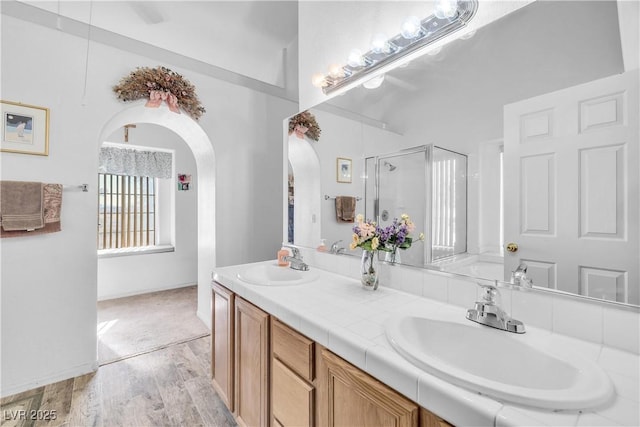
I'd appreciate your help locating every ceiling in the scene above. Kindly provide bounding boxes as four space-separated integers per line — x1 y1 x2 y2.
14 1 299 89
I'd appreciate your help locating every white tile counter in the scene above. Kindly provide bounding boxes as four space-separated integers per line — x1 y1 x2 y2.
212 260 640 426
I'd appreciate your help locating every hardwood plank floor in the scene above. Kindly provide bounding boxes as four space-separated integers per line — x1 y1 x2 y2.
2 287 235 427
1 336 236 427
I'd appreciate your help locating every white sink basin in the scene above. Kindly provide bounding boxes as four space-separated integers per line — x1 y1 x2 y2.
237 263 318 286
385 315 613 410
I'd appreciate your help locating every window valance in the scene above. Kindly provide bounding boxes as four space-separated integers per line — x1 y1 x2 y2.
99 145 172 179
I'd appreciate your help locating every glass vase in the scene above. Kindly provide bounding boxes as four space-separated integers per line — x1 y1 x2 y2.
360 250 379 290
384 248 401 264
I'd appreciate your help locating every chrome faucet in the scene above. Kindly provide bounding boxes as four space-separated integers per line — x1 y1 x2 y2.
329 240 345 254
466 283 525 333
511 263 533 288
282 245 309 271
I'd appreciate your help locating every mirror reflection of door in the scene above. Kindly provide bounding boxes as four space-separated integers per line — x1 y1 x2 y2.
504 70 639 305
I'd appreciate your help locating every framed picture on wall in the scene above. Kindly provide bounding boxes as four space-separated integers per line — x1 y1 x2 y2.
336 157 352 183
1 100 50 156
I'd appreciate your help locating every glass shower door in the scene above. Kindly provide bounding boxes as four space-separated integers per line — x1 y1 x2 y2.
377 147 428 267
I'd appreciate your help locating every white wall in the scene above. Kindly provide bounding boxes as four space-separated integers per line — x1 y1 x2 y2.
1 15 297 396
97 124 198 300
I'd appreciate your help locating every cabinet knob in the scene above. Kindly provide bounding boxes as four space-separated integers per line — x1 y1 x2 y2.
506 243 518 253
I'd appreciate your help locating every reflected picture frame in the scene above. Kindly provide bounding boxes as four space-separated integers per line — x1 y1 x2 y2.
1 100 50 156
336 157 352 183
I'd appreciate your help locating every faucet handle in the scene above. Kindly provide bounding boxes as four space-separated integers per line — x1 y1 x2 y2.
283 245 301 259
330 240 343 253
480 285 499 303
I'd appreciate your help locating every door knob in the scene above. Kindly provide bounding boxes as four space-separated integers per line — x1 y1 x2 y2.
506 243 518 253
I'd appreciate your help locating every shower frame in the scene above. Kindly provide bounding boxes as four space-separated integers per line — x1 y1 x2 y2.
365 144 468 266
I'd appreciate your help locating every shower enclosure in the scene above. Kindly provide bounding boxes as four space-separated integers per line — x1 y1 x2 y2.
365 145 467 267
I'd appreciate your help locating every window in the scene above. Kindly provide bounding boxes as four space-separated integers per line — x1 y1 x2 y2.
98 174 156 249
97 142 173 253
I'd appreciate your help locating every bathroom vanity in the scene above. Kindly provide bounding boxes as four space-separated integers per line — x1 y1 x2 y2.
211 280 449 427
211 260 639 426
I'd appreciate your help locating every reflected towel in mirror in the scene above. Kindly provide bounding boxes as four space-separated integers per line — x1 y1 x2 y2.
335 196 356 223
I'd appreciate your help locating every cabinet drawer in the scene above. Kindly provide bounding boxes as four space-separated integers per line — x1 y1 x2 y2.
273 358 314 427
420 408 453 427
272 318 314 382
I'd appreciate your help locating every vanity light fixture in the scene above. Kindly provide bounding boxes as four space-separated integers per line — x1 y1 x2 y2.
313 0 478 94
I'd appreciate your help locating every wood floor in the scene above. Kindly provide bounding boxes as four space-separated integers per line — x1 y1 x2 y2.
1 287 236 427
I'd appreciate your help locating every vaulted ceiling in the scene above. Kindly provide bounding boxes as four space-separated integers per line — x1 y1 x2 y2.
7 1 299 96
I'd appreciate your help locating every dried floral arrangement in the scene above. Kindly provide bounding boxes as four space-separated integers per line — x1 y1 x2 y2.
113 66 206 120
289 110 321 141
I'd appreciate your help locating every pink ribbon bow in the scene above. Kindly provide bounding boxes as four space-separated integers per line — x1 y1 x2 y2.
293 124 308 138
145 90 181 114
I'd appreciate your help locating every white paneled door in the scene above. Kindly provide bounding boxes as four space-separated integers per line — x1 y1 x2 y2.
504 70 639 305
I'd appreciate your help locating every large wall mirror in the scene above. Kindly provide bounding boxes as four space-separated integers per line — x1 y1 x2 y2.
287 1 639 307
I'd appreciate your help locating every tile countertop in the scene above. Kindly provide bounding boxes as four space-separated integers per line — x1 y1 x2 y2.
212 260 640 427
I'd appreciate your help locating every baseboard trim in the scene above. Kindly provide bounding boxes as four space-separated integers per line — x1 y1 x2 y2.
97 282 197 301
197 308 212 330
1 361 97 399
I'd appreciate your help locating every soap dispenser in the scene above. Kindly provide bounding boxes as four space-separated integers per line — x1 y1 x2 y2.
317 238 327 252
277 247 290 267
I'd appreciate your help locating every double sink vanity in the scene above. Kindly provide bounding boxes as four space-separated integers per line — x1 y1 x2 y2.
211 257 638 426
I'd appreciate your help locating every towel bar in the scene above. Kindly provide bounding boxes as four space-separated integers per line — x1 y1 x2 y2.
63 184 89 192
324 195 361 201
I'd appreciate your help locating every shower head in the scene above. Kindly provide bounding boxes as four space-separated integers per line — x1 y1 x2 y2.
383 161 397 171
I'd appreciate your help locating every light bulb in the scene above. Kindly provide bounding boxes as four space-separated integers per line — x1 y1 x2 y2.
371 33 388 54
328 64 344 79
311 73 327 88
347 49 365 67
434 0 459 19
362 74 385 90
401 16 422 39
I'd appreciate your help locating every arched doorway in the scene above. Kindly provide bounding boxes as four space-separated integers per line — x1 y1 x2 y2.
98 101 215 326
287 133 321 248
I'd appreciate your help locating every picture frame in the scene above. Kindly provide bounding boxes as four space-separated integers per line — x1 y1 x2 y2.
1 100 49 156
177 173 192 191
336 157 352 183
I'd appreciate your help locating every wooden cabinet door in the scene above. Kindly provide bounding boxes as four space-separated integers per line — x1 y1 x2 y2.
211 282 234 411
235 297 270 427
318 347 418 427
